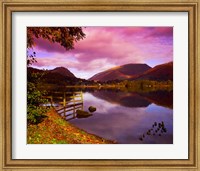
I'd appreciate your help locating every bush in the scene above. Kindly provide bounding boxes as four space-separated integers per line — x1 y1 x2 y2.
27 77 48 124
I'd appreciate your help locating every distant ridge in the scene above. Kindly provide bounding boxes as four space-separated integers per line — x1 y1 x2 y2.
89 63 152 82
131 61 173 81
28 61 173 85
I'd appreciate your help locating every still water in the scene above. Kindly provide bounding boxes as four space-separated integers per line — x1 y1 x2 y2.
58 90 173 144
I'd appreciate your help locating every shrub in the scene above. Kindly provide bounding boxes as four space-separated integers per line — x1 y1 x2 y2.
27 76 48 124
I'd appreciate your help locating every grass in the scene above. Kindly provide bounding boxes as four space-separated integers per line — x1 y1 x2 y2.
27 109 115 144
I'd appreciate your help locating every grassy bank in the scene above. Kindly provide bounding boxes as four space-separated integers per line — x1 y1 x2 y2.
27 109 115 144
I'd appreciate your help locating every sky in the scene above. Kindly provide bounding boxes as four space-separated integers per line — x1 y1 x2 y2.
30 27 173 79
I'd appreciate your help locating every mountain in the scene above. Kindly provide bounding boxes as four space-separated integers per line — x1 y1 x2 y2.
131 62 173 81
27 66 80 86
27 67 42 73
89 63 151 82
50 67 75 78
28 66 75 78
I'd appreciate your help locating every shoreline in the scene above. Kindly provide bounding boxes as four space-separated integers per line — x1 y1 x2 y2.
27 108 116 144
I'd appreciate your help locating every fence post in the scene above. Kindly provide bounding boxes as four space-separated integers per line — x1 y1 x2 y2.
50 96 53 107
81 92 83 110
63 92 66 115
73 92 75 116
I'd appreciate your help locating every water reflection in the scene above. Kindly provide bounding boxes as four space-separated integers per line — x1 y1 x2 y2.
68 91 173 144
91 90 173 109
92 91 151 107
48 90 173 144
140 91 173 109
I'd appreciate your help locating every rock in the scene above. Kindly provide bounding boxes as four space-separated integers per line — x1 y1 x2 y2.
76 110 92 118
139 137 143 141
88 106 96 112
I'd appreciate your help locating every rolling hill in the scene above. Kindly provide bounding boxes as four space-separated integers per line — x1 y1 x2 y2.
50 67 76 78
27 66 80 85
28 61 173 87
27 66 76 78
131 61 173 81
89 63 151 82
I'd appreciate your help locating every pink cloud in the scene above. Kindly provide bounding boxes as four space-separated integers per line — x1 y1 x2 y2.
34 38 67 53
31 27 173 79
146 27 173 38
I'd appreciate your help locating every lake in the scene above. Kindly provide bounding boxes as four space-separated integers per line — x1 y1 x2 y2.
55 90 173 144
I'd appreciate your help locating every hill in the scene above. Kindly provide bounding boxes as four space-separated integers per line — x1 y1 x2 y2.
50 67 76 78
131 62 173 81
27 66 75 78
89 64 151 82
27 67 81 86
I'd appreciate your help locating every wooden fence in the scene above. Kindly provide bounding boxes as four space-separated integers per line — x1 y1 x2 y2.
44 91 83 121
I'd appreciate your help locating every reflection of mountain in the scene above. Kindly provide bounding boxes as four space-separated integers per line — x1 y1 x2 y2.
91 90 151 108
89 64 151 82
120 95 151 107
139 91 173 109
91 90 173 109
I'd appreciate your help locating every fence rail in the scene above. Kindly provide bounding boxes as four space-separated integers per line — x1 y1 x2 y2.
44 91 84 121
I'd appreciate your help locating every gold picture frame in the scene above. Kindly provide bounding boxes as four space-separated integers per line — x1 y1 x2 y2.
0 0 199 170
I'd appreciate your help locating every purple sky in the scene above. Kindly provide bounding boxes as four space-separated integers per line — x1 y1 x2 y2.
30 27 173 79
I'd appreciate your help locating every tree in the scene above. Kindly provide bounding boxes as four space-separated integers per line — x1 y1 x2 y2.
27 27 85 65
27 27 86 124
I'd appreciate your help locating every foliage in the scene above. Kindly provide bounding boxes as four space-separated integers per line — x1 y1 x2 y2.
27 27 85 49
27 50 37 66
27 109 115 144
27 67 49 124
27 27 85 65
27 81 48 124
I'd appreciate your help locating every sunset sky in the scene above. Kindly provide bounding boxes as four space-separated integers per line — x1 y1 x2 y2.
30 27 173 79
